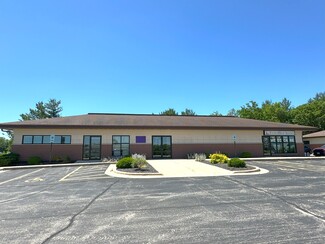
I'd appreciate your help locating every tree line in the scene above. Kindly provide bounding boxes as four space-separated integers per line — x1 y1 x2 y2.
159 92 325 130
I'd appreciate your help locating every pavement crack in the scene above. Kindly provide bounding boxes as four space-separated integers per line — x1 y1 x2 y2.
223 176 325 223
41 179 119 244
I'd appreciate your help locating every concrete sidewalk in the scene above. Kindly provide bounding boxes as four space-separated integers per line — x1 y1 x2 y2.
148 159 232 177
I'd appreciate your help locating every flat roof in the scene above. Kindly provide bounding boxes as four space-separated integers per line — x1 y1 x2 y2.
0 113 317 131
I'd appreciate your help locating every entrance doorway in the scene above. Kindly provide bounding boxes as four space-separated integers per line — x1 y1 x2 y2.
83 136 102 160
152 136 172 159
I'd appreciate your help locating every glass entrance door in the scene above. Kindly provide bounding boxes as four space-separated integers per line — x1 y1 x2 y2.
152 136 172 159
83 136 101 160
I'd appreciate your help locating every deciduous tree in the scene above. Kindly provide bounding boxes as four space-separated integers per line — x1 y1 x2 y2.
159 108 178 116
181 108 196 116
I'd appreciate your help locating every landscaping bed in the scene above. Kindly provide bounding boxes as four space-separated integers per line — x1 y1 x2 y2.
116 163 158 173
196 153 257 171
207 161 256 171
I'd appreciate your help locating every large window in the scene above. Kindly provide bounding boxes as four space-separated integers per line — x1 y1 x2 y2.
262 135 297 155
112 135 130 157
22 135 71 144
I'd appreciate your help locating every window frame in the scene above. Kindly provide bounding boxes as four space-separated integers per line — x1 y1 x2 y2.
112 135 130 157
262 134 297 155
22 135 71 144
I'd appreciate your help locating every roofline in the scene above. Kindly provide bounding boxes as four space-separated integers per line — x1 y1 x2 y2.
0 124 317 131
87 112 232 118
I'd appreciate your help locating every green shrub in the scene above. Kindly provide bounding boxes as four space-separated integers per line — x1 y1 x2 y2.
27 156 42 165
52 155 71 163
228 158 246 168
116 157 134 168
132 154 147 169
209 153 229 164
0 153 20 166
63 156 71 163
52 156 62 163
239 152 252 158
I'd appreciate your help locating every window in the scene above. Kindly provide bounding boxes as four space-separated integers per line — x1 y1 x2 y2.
112 135 130 157
262 135 296 155
33 136 43 144
54 135 71 144
43 135 51 144
22 136 33 144
22 135 71 144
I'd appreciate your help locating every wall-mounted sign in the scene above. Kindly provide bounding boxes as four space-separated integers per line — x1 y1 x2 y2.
264 131 295 136
136 136 146 143
50 135 55 143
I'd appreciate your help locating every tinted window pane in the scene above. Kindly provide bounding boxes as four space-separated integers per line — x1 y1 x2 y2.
54 136 61 144
33 136 42 144
43 135 50 144
122 136 129 143
23 136 33 144
113 136 120 144
62 136 71 144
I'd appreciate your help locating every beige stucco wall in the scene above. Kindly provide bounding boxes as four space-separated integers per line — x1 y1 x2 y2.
305 137 325 145
13 128 303 145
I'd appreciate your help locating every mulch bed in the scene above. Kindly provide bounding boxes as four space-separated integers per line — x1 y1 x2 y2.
116 163 159 173
201 160 256 171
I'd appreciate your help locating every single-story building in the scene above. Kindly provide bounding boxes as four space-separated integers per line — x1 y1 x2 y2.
0 113 317 161
303 130 325 150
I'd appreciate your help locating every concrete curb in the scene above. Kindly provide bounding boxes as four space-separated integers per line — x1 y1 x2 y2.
241 156 325 161
0 162 110 170
113 168 163 176
232 166 261 174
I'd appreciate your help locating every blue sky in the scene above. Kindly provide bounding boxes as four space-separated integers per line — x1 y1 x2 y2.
0 0 324 124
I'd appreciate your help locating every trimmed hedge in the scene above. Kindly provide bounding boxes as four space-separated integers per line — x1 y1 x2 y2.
239 152 252 158
228 158 246 168
116 157 134 168
27 156 42 165
0 153 20 166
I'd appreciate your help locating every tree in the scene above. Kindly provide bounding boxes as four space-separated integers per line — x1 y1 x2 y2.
308 92 325 103
45 99 63 118
210 111 223 116
159 108 178 116
226 108 239 117
0 137 10 153
292 93 325 130
237 101 263 120
181 108 196 116
20 99 63 121
260 98 293 123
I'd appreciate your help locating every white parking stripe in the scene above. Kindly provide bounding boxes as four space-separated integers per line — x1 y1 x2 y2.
59 166 83 182
0 169 44 186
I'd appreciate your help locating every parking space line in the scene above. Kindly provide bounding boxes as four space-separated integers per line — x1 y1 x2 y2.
60 176 111 182
59 165 111 182
59 166 83 182
255 161 324 172
0 168 44 186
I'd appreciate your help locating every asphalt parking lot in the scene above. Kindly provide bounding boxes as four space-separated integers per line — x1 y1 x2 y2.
0 159 324 243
